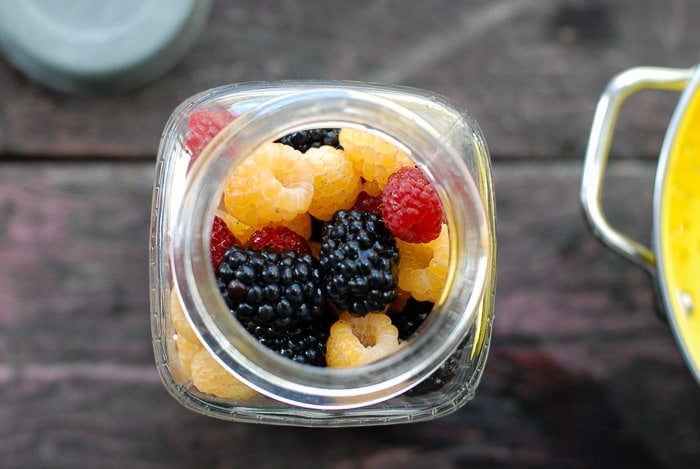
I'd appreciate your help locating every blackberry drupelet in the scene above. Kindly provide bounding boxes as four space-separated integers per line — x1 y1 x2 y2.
216 246 325 330
389 298 434 341
276 128 342 153
243 307 335 366
320 210 399 316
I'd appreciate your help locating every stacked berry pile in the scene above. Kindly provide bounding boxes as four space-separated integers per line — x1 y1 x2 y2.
173 109 455 398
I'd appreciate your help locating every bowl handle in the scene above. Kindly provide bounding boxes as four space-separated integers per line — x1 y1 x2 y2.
580 66 694 275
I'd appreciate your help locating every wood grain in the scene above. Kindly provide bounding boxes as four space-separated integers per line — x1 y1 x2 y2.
0 0 699 160
1 0 698 466
0 160 697 468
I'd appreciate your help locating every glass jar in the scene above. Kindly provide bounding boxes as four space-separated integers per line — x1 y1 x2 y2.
149 81 497 426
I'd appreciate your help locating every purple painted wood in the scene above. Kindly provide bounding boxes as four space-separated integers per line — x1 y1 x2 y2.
0 0 698 160
0 161 696 467
0 0 698 466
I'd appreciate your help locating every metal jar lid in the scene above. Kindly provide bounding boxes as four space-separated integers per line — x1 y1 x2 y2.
0 0 211 94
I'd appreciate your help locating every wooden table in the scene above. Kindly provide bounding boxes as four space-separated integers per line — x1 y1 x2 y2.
1 1 698 467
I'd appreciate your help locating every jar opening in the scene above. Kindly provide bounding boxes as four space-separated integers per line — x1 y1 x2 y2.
172 86 491 409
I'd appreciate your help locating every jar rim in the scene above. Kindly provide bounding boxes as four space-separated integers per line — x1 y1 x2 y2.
172 83 492 409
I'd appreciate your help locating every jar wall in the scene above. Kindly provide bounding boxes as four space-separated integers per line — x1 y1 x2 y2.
149 81 496 426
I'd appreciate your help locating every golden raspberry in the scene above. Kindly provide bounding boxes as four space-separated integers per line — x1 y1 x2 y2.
339 128 414 189
396 224 449 302
170 290 203 379
389 287 412 313
361 179 383 197
170 289 199 343
279 212 313 239
217 209 255 244
326 312 401 367
303 146 363 221
175 335 202 378
223 142 314 228
190 347 258 400
309 240 322 259
170 289 256 400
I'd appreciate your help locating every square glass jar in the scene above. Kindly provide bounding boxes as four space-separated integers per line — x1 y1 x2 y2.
149 81 496 426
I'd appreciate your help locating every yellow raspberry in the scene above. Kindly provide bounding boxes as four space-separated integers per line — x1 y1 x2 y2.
339 128 415 189
389 287 412 313
361 179 383 197
216 209 255 244
170 289 199 343
175 335 202 378
303 146 363 221
277 212 313 239
170 289 203 380
190 347 258 400
309 240 322 259
223 142 314 228
396 224 449 302
326 312 401 367
170 289 256 400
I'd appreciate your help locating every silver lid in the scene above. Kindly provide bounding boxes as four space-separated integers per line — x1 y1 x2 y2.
0 0 211 94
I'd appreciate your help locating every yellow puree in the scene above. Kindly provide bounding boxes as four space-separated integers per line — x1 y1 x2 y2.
661 83 700 369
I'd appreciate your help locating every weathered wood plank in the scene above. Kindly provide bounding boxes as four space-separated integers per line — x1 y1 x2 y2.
1 0 699 159
0 160 697 467
0 162 154 364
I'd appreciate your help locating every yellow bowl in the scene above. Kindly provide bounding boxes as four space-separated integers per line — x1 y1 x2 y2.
582 65 700 384
657 72 700 380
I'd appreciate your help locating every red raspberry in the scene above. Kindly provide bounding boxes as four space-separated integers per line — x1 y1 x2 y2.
185 109 235 161
247 226 311 255
381 167 443 243
352 191 382 215
210 216 240 269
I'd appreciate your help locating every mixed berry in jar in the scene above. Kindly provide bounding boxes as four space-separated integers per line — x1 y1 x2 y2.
150 82 496 426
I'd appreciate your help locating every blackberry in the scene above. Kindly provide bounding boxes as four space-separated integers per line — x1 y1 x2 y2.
408 343 465 395
243 308 334 366
389 298 434 341
276 128 342 153
320 210 399 316
216 246 325 330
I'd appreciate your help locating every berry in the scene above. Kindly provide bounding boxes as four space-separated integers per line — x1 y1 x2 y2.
223 142 314 228
326 312 401 367
280 212 313 240
382 166 443 243
352 191 382 215
276 128 342 153
171 289 202 377
210 215 240 269
170 289 199 344
339 128 414 188
304 146 362 221
360 179 383 197
190 346 258 399
248 225 311 255
215 209 256 245
175 334 201 379
246 308 334 366
396 224 449 302
407 343 465 395
388 298 434 341
220 211 313 247
216 246 325 331
320 210 399 316
185 108 235 161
